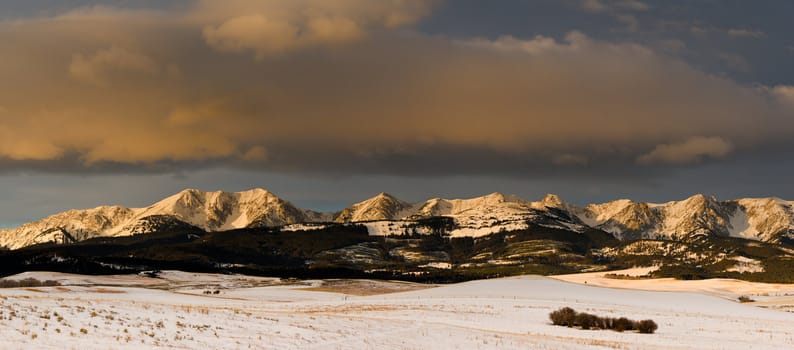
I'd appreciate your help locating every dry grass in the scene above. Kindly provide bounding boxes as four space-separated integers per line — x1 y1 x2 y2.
90 288 126 294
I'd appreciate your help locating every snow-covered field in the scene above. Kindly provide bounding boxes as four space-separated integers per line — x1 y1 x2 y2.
1 270 793 349
552 267 794 304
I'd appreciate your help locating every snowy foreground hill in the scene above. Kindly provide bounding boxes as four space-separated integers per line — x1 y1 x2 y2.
0 270 792 350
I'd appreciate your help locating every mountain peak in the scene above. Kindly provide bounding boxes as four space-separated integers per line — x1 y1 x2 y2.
334 192 409 222
238 188 271 195
482 192 506 202
681 193 717 204
468 192 529 205
234 188 275 202
451 192 509 205
373 192 399 200
541 193 563 206
529 193 570 211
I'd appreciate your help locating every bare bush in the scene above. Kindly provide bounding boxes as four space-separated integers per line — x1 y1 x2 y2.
635 319 658 334
575 312 599 330
613 317 634 332
548 307 656 334
549 307 576 326
738 295 755 303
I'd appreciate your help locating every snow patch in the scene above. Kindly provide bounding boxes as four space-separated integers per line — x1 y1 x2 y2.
728 207 761 240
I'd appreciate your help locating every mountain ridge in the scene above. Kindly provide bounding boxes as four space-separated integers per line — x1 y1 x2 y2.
2 189 794 249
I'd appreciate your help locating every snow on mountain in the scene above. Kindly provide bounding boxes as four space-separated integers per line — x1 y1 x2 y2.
0 189 331 249
557 195 735 240
133 188 330 231
334 193 411 222
339 192 589 237
417 193 541 238
336 192 534 222
3 189 794 250
415 192 528 217
658 194 733 239
731 198 794 241
558 194 794 242
0 206 135 249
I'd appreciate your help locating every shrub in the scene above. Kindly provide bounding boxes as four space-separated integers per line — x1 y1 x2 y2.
738 295 755 303
613 317 634 332
549 307 655 334
549 307 577 326
599 317 614 330
575 312 598 330
635 319 658 334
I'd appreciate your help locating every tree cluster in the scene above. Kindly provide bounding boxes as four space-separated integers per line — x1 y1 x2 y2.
549 307 658 334
0 278 60 288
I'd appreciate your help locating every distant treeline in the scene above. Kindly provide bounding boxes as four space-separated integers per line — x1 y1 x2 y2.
0 277 60 288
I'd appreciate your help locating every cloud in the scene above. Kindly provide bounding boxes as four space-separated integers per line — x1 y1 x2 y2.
619 0 649 11
197 0 438 57
689 25 709 38
241 146 268 162
69 46 158 86
203 15 302 57
656 39 686 53
580 0 648 13
0 1 792 179
553 154 589 166
0 137 63 161
580 0 608 13
717 52 751 72
577 0 648 31
616 14 639 31
637 137 733 165
771 85 794 109
727 28 765 39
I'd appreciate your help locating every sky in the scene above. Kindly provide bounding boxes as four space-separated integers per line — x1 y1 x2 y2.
1 0 794 226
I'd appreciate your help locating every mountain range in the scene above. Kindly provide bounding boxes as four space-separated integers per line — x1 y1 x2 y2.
1 188 793 250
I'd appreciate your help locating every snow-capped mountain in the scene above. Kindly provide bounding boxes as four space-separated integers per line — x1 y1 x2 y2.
554 194 794 242
732 197 794 241
335 192 590 237
0 206 137 250
334 193 411 222
0 189 331 250
335 192 532 221
2 189 794 250
131 188 330 231
333 192 794 242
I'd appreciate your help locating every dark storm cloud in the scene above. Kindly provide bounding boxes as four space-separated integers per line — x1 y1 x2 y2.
0 0 792 180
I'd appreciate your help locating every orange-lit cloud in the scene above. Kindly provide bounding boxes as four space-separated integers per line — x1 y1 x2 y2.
196 0 439 57
69 46 158 86
0 0 792 176
636 137 733 165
